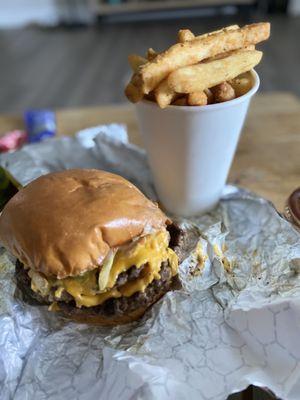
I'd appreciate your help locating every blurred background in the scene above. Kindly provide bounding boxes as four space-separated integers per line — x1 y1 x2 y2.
0 0 299 113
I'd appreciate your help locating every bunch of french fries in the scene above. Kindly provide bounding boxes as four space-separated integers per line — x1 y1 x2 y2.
125 22 270 108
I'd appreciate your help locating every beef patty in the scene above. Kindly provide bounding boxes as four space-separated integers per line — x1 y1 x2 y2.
60 262 174 318
16 260 174 317
15 224 188 317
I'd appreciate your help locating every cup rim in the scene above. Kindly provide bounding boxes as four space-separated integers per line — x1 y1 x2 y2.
138 69 260 112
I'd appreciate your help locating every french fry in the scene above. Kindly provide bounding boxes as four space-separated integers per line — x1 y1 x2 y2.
154 79 178 108
147 48 157 61
135 23 270 94
126 45 253 106
199 24 240 40
125 81 143 103
128 54 147 72
205 44 255 62
187 91 208 106
172 96 188 106
178 29 195 43
178 25 238 43
144 91 156 102
168 49 262 93
229 72 253 97
211 82 235 103
244 44 255 50
204 88 214 104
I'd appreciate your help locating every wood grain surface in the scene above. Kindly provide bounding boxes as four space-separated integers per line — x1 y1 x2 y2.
0 92 299 212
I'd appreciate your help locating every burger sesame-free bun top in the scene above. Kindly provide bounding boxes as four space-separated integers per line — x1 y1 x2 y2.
0 169 168 279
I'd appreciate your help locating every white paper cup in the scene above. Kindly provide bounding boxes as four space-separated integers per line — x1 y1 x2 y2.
136 70 260 217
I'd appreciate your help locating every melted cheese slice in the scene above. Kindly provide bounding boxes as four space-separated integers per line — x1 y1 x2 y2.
106 230 176 290
31 231 178 308
62 279 121 308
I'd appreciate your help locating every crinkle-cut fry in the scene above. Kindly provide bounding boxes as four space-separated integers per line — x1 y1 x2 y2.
168 49 262 93
178 29 195 43
128 54 147 72
154 79 177 108
172 96 188 106
211 82 236 103
187 91 208 106
136 22 270 94
147 48 157 61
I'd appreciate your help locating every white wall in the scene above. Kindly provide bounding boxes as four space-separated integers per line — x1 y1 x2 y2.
289 0 300 15
0 0 94 28
0 0 59 28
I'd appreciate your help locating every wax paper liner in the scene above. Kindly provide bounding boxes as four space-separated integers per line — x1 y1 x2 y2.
0 124 300 400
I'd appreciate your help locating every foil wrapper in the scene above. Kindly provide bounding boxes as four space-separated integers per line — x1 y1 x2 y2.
1 124 300 400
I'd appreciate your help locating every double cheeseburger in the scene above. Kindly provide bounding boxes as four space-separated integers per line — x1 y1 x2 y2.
0 169 182 325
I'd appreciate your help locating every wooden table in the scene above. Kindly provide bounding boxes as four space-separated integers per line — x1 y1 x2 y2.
1 92 299 212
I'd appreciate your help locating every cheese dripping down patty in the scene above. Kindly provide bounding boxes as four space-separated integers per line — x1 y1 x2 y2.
28 230 178 308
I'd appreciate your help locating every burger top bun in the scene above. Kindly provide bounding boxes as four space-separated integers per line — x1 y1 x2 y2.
0 169 168 279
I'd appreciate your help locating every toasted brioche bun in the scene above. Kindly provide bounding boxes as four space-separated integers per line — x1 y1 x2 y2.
0 169 168 279
61 306 150 325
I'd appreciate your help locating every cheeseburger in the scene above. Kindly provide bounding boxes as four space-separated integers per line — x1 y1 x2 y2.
0 169 182 325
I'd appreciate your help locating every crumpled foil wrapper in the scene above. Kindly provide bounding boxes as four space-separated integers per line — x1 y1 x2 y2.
1 124 300 400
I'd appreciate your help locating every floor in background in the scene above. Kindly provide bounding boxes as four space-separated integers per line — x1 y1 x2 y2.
0 14 299 114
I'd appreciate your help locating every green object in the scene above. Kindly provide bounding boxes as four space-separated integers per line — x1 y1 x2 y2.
0 167 18 210
0 168 10 190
